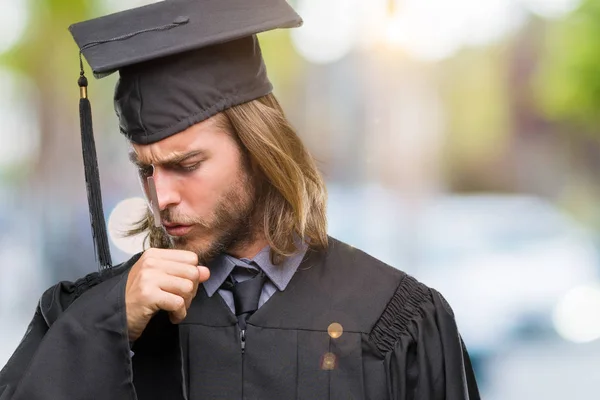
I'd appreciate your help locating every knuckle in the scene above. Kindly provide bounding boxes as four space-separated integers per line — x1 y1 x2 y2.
189 267 200 280
174 296 185 309
139 286 154 303
140 249 152 263
186 252 198 265
182 280 194 294
138 269 153 283
144 256 157 269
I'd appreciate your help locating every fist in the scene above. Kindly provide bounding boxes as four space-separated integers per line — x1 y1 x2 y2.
125 248 210 341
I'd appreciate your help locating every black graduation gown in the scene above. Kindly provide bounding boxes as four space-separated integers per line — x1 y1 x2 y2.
0 237 480 399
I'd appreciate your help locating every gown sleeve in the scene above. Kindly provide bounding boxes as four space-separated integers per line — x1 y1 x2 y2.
370 274 481 400
0 259 139 400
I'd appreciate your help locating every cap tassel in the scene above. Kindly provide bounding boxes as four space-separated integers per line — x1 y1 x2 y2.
78 68 113 270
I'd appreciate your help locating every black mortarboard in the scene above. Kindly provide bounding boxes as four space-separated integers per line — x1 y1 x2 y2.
68 0 302 270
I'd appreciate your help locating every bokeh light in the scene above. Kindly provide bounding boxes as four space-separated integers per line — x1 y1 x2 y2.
107 197 148 255
327 322 344 339
0 0 28 54
524 0 582 19
291 0 361 64
553 284 600 343
320 352 337 370
383 0 523 60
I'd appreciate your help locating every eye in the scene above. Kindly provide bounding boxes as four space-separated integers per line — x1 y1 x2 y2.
177 162 201 173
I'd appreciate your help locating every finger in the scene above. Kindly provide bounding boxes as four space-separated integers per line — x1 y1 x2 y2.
162 293 187 324
157 274 196 301
150 260 201 282
155 290 185 312
156 291 187 323
197 266 210 283
143 248 198 265
169 309 187 324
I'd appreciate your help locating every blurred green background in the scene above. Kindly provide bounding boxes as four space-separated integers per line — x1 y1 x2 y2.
2 0 600 397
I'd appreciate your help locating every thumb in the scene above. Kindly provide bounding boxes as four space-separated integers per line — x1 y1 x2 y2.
197 265 210 282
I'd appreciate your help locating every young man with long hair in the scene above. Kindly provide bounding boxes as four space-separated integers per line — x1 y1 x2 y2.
0 1 479 399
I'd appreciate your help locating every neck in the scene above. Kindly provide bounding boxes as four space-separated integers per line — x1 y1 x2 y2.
227 236 269 260
226 197 268 259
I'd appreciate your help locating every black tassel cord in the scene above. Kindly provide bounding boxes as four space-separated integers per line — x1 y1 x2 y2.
78 73 112 270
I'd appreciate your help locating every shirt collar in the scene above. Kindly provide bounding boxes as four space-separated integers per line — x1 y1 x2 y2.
203 241 308 297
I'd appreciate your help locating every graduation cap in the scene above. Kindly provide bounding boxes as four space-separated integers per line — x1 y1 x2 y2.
69 0 302 270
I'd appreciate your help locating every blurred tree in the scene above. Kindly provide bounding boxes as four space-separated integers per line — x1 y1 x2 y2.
0 0 104 281
532 1 600 226
534 0 600 130
437 44 514 192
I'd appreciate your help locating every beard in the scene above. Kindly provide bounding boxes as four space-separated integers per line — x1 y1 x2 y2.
145 167 260 265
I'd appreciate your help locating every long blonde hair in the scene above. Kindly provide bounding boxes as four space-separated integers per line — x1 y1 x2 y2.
127 93 328 263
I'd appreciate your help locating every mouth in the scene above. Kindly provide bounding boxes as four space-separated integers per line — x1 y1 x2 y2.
162 222 194 236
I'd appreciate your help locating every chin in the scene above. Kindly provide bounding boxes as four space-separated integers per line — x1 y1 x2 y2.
174 234 219 258
172 234 209 250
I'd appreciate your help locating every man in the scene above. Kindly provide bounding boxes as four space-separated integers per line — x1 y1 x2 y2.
0 0 480 399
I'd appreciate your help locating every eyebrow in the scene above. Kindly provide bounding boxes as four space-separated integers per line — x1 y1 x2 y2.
128 150 206 168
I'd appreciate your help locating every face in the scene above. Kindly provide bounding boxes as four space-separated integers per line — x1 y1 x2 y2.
130 115 258 264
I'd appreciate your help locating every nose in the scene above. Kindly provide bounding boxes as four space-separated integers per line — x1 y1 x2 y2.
152 168 181 211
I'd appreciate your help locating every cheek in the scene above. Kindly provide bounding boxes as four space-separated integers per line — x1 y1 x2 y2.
182 163 239 211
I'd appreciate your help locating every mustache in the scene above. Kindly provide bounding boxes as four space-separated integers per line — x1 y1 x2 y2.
159 209 209 228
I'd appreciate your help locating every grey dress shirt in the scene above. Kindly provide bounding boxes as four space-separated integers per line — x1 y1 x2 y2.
203 244 308 314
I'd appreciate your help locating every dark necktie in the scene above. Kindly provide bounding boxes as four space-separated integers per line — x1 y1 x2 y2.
222 267 267 330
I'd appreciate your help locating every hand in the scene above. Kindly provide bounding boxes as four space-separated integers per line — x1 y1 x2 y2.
125 248 210 341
